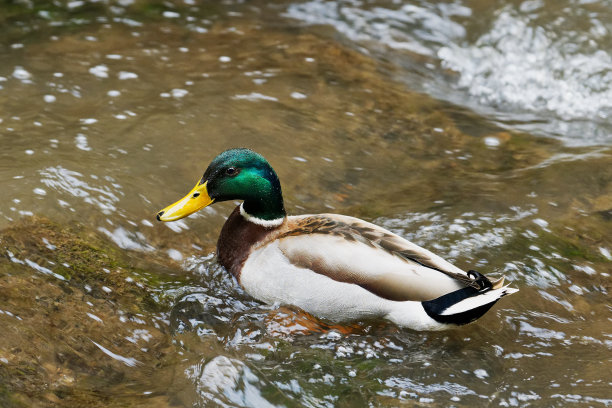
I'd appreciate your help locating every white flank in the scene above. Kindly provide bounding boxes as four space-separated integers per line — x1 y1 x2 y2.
239 203 284 228
440 285 519 316
240 241 451 331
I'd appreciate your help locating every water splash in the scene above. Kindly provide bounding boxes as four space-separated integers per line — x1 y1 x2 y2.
438 8 612 122
286 0 612 145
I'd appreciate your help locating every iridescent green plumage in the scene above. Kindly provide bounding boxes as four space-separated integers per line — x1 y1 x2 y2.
203 149 286 221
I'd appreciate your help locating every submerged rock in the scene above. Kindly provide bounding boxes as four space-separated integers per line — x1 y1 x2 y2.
0 217 176 407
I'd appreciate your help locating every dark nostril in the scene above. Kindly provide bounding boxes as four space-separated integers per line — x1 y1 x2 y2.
193 192 200 198
156 211 164 221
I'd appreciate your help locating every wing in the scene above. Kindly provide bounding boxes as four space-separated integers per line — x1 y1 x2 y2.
276 214 477 302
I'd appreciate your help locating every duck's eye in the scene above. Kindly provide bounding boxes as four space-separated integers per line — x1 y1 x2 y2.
226 167 237 176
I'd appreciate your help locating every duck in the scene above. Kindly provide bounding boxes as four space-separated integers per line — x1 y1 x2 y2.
157 148 518 331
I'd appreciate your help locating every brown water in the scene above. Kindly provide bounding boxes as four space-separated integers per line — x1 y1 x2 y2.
0 1 611 407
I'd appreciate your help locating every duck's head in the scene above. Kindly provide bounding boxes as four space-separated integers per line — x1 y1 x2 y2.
156 148 285 223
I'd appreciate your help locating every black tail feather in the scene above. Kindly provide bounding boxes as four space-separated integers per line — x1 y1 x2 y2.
422 285 498 325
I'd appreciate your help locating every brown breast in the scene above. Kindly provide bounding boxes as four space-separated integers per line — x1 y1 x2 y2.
216 205 285 280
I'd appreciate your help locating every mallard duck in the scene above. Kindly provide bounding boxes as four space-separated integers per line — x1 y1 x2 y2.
157 148 518 331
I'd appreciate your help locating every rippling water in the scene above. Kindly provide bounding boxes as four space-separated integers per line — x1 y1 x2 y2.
287 0 612 145
0 0 611 407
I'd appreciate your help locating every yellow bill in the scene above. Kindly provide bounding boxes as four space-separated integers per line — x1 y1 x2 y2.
157 180 214 222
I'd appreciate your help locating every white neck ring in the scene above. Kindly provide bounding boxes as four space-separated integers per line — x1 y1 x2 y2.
239 203 285 228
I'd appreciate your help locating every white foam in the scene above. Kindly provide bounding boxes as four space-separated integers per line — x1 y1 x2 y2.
89 64 109 78
286 2 612 146
438 10 612 122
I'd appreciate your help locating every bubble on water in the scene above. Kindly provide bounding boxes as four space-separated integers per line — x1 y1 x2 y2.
107 90 121 97
106 54 123 60
25 149 34 155
167 249 183 261
163 11 180 18
80 118 98 125
290 92 307 99
43 94 56 103
89 65 109 78
474 369 489 379
75 133 92 151
219 56 231 62
484 136 500 147
67 1 84 9
171 89 188 98
118 71 138 80
33 188 47 196
12 66 32 82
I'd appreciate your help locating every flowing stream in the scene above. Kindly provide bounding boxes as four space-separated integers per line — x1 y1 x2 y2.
0 0 610 406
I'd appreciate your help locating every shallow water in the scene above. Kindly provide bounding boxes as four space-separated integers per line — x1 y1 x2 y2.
0 0 611 407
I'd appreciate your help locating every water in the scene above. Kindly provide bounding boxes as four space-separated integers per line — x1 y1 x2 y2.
287 0 612 146
0 0 611 406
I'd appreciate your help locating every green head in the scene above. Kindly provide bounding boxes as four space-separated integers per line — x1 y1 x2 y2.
157 148 286 222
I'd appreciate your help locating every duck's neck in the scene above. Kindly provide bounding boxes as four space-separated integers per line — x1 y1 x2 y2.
241 177 286 225
217 205 283 279
240 203 285 227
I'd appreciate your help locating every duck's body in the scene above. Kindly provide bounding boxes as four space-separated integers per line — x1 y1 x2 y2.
158 148 517 331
